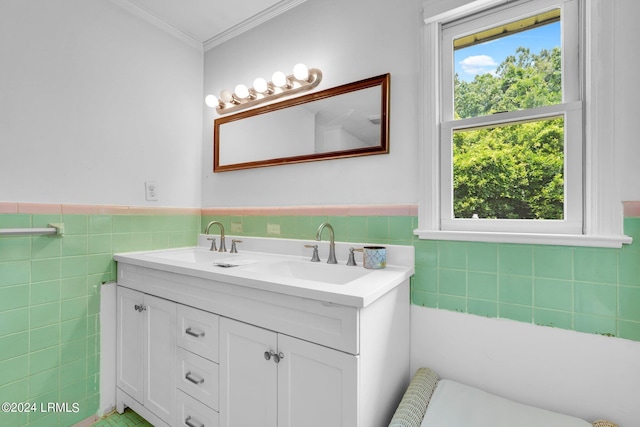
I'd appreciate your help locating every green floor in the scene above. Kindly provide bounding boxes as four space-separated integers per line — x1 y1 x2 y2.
92 409 152 427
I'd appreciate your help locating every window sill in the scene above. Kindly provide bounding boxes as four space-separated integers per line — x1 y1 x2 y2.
414 229 632 248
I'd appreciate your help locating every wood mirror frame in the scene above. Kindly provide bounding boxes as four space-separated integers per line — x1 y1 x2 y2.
213 73 390 172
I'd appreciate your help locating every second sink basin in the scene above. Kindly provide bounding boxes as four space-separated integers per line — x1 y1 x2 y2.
241 260 372 285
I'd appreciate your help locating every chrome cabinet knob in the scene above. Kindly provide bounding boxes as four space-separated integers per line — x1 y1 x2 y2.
264 350 285 363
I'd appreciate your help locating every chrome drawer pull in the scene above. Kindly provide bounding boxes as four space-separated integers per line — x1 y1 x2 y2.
185 327 205 338
185 371 205 385
185 415 205 427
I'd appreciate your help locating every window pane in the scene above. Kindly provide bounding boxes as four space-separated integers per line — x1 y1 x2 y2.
453 117 564 220
454 11 561 119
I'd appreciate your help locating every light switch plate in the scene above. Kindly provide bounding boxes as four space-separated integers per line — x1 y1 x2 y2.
145 181 158 201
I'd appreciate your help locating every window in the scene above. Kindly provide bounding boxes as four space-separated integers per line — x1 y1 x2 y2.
417 0 631 247
443 0 582 234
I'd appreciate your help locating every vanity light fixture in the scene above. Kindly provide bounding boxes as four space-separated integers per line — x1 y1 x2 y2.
205 63 322 115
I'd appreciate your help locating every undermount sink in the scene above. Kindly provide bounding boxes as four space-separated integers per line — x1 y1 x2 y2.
240 260 372 285
130 247 374 285
148 248 239 263
114 238 415 307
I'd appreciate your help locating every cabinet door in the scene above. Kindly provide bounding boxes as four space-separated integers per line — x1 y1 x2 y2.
219 318 277 427
144 294 177 422
278 334 358 427
116 287 144 403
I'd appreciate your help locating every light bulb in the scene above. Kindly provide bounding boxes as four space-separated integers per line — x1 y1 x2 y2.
293 63 309 81
272 71 288 88
235 84 250 99
205 94 219 108
253 77 268 93
219 89 234 103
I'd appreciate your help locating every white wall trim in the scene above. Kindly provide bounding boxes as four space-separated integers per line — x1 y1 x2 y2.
418 14 441 232
584 0 624 237
203 0 307 51
110 0 307 52
109 0 204 51
415 229 632 247
99 282 117 417
422 0 507 24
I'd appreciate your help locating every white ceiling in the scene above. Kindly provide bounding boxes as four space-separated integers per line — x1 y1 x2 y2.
111 0 306 51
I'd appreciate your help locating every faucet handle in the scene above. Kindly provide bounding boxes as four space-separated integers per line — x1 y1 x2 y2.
230 239 242 253
304 244 321 262
207 237 217 252
346 247 357 266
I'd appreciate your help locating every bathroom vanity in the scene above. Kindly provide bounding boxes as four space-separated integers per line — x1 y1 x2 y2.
114 236 413 427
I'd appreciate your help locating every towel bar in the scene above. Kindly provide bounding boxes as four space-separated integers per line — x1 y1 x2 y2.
0 223 64 237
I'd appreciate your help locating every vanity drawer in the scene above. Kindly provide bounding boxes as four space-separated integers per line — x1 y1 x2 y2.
176 347 219 411
176 389 219 427
177 304 219 362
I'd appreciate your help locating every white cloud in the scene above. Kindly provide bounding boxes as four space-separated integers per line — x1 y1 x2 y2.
459 55 498 76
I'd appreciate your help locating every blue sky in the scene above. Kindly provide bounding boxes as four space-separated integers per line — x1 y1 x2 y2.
455 22 560 82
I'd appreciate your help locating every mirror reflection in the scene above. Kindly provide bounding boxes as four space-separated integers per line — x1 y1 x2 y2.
213 74 390 172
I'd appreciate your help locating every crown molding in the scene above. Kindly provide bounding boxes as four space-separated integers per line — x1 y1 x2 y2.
203 0 307 51
110 0 204 51
111 0 306 52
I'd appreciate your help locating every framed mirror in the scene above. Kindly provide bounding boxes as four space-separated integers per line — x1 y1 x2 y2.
213 73 390 172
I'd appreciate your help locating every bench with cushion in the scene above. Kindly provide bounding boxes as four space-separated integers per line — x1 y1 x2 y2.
389 368 619 427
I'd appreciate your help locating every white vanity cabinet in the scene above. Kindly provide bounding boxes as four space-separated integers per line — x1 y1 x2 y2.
219 317 357 427
116 287 176 427
115 241 412 427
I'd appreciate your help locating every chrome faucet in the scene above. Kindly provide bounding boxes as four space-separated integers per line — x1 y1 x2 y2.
204 221 227 252
315 222 337 264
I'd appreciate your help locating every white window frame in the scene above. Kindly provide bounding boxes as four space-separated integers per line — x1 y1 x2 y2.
416 0 632 248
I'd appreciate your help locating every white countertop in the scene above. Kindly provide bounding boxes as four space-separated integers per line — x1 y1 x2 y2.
114 235 415 308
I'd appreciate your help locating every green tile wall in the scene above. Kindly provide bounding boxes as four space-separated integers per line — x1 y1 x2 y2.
1 209 637 427
0 213 199 427
203 214 640 341
201 213 416 245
